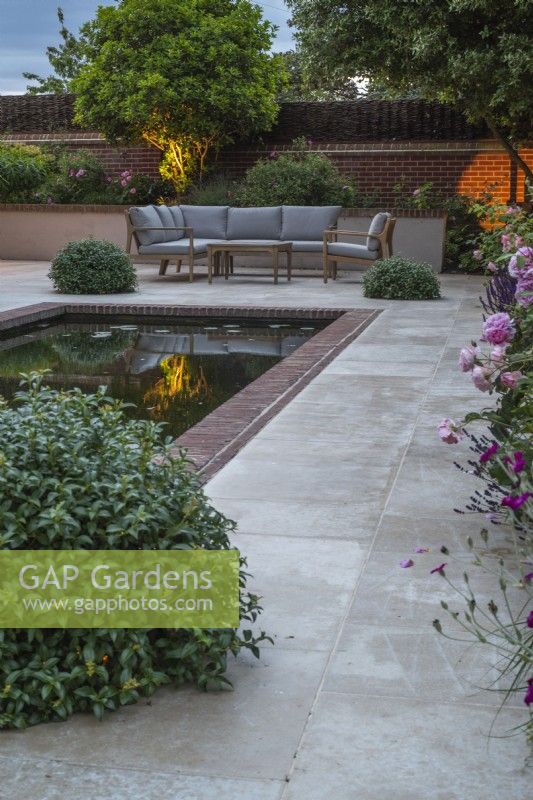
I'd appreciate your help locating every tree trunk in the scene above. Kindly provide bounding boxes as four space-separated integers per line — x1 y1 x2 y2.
485 120 533 193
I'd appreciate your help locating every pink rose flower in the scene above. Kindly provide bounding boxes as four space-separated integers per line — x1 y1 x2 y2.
413 188 421 197
473 249 483 261
501 233 512 252
458 345 478 372
75 168 86 178
472 365 492 392
482 312 516 345
399 559 414 568
490 344 507 365
129 187 137 194
500 370 523 389
437 418 464 444
486 262 498 273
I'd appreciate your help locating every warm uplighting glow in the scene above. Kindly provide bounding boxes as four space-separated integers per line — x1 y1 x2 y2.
144 355 210 418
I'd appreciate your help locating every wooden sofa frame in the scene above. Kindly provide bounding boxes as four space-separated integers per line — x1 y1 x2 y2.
322 217 396 283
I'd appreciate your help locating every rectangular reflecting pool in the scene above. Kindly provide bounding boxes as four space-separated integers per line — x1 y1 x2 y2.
0 316 323 437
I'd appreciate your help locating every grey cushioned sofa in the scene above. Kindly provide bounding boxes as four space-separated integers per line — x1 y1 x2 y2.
126 204 342 281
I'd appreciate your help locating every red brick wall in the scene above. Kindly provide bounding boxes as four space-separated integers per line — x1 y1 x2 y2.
216 141 533 205
3 132 532 205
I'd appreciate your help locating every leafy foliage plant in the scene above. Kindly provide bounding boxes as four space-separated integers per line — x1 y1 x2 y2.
362 256 441 300
0 374 269 729
48 239 138 294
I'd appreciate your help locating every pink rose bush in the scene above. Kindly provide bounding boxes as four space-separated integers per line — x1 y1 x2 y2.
433 206 532 739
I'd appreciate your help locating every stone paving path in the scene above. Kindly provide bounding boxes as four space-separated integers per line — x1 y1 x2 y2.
0 263 530 799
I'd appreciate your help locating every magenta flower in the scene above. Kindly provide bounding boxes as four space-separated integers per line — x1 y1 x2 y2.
437 418 464 444
480 442 499 463
415 547 429 553
500 370 523 389
400 559 414 568
527 610 533 629
525 679 533 706
129 187 137 194
471 365 492 392
482 313 516 345
430 563 447 575
501 492 530 510
524 572 533 583
458 345 477 372
503 451 526 473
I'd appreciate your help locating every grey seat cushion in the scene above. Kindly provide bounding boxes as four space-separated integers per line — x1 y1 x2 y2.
281 205 341 240
227 207 281 240
138 238 226 255
289 240 323 252
169 205 185 240
327 242 379 260
129 205 165 246
180 205 229 239
367 212 391 251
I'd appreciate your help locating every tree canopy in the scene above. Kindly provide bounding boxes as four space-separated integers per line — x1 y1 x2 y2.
287 0 533 183
27 1 285 193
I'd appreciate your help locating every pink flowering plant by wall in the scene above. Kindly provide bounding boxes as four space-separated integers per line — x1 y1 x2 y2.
430 213 533 744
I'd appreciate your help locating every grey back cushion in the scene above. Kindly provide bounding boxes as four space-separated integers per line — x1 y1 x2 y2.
129 205 164 246
367 212 391 251
180 205 229 239
281 205 342 240
169 205 185 240
227 206 282 240
154 205 177 243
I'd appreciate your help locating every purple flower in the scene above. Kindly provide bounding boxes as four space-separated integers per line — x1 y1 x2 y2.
75 168 86 178
500 370 523 389
508 246 533 278
503 451 527 473
525 679 533 706
490 344 507 365
437 418 464 444
458 345 477 372
515 267 533 307
527 610 533 629
480 442 499 463
471 365 492 392
430 563 447 575
415 547 429 553
486 261 498 273
482 312 516 345
524 572 533 583
129 187 137 194
400 559 414 568
501 492 530 510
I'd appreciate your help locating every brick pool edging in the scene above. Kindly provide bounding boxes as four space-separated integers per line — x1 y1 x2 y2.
0 303 380 480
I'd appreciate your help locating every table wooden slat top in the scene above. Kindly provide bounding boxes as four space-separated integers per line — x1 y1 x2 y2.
207 241 292 284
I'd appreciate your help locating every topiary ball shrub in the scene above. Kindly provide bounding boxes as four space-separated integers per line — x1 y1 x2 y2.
0 374 268 729
48 238 138 294
362 256 441 300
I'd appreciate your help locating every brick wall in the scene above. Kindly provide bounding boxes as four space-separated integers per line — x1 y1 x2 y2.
3 131 532 206
217 141 533 205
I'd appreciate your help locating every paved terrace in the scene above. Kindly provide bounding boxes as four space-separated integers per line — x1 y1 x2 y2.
0 262 529 799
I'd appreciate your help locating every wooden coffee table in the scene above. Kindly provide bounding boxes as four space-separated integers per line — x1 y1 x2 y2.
207 242 292 284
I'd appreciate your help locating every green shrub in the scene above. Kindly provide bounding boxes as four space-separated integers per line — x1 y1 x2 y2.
48 239 138 294
0 144 51 202
236 137 359 207
363 256 441 300
183 175 238 206
0 374 268 729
